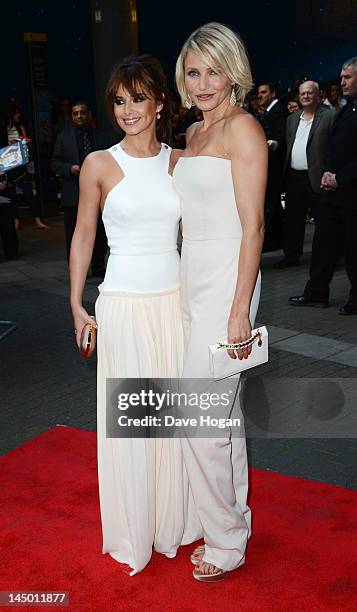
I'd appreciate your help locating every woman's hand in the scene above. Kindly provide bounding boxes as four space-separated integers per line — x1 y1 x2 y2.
227 313 252 360
72 305 97 348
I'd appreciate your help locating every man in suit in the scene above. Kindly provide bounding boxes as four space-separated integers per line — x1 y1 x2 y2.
52 99 111 277
290 58 357 314
275 80 335 268
257 82 289 251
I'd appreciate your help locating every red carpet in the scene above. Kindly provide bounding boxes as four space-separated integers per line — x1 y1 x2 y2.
1 426 356 612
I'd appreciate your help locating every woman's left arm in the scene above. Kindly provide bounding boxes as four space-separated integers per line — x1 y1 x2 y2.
224 113 268 359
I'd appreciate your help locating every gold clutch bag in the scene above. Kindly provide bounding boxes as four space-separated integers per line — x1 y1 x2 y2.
79 319 96 358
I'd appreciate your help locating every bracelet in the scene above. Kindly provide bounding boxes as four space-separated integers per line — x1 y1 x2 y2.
217 330 262 350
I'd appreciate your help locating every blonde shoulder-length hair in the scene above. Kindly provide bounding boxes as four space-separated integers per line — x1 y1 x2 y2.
175 22 253 108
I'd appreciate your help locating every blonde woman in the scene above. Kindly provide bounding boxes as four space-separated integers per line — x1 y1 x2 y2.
173 23 267 581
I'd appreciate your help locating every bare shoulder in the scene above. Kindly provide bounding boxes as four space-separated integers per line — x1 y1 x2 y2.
186 121 202 145
227 108 262 135
224 109 267 156
83 149 112 168
81 149 117 178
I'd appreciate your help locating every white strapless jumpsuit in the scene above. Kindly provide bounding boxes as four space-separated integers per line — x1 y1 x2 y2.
95 143 201 576
173 156 261 572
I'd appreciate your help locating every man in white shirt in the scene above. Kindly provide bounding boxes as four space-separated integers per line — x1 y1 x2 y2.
275 80 335 268
290 58 357 314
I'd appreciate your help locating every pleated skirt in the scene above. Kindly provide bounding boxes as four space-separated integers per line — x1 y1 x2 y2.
95 288 201 576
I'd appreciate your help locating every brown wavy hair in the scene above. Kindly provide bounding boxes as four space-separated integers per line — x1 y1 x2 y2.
105 54 172 144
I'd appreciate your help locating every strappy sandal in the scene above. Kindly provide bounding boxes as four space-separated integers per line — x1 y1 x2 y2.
190 544 205 566
193 562 228 582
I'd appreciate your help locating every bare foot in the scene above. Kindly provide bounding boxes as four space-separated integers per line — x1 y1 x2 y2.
193 561 228 582
197 561 220 575
190 544 205 565
35 218 50 229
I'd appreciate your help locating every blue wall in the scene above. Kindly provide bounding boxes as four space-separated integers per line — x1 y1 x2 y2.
1 1 356 116
137 0 357 93
1 1 95 114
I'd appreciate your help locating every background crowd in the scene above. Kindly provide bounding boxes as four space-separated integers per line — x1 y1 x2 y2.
1 64 356 313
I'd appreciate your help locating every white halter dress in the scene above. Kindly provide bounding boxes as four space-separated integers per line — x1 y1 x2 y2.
95 143 201 576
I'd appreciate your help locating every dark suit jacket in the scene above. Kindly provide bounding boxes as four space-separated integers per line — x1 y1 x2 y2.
260 100 289 194
51 126 111 207
284 105 335 193
261 100 288 146
324 100 357 209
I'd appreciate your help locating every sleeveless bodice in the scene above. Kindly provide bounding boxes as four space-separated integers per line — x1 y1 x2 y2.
172 156 242 241
172 155 260 329
101 143 180 292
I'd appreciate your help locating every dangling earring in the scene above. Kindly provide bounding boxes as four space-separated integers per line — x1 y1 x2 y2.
185 95 193 109
156 111 161 120
230 84 237 106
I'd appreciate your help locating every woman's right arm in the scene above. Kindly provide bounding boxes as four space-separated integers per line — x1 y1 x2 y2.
69 152 102 346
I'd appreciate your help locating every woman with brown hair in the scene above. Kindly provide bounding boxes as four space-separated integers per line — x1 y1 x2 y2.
69 55 200 575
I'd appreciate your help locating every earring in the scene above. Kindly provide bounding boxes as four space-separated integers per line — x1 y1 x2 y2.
230 85 237 106
156 112 161 120
185 95 193 109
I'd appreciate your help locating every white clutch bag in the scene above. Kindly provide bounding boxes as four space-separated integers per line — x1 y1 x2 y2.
208 326 268 380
